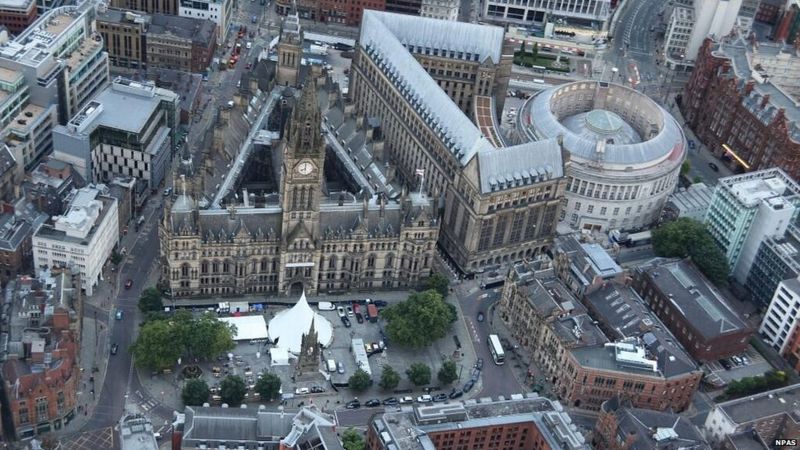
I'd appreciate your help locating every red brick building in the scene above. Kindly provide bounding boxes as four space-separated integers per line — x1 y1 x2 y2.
0 0 37 34
756 0 784 25
632 259 753 362
680 38 800 179
1 273 81 438
320 0 386 26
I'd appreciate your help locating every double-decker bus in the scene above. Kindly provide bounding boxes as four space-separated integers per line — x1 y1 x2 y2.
487 334 505 365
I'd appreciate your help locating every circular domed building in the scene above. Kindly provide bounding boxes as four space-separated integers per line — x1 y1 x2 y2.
518 81 686 232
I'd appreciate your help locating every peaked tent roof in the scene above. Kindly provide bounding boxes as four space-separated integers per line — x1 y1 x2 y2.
268 291 333 354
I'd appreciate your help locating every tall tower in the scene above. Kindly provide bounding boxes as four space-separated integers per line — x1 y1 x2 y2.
296 316 321 377
276 13 303 87
279 78 325 294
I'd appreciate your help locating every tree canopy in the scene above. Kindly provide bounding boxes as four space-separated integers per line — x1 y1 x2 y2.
382 290 457 348
255 372 282 402
437 360 458 385
425 273 450 299
406 363 431 386
182 378 210 406
341 428 365 450
379 365 401 390
721 371 789 401
220 375 247 405
131 311 236 371
138 287 163 313
651 217 730 285
349 369 371 392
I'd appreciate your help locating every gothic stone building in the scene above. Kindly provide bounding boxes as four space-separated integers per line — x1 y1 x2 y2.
160 79 439 297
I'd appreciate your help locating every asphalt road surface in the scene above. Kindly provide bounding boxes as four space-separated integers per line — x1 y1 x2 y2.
83 200 163 429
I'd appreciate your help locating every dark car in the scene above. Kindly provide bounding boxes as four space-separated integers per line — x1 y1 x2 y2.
356 313 364 324
433 393 448 402
310 386 325 393
125 279 133 289
476 311 484 322
345 400 361 409
449 388 463 399
688 139 696 149
463 380 475 392
110 343 119 355
373 300 388 307
708 162 719 171
341 316 352 328
471 369 481 382
719 359 732 370
475 358 484 370
365 399 381 407
382 397 398 406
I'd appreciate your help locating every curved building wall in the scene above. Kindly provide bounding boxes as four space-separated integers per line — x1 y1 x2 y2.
519 81 686 232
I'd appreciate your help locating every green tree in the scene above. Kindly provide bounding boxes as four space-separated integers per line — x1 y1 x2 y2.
519 40 526 54
651 217 730 285
182 378 210 406
341 428 365 450
425 272 450 299
532 42 539 59
184 312 237 360
406 363 431 386
437 360 458 385
722 371 789 400
379 365 401 390
382 290 457 348
693 175 703 183
255 372 282 402
349 369 371 392
130 319 182 371
680 160 691 177
138 287 163 313
220 375 247 405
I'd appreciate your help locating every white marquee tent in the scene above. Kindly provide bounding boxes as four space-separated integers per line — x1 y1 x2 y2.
218 315 268 341
268 291 333 354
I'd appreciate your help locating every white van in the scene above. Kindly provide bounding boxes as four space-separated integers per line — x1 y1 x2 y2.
317 301 335 311
326 359 336 372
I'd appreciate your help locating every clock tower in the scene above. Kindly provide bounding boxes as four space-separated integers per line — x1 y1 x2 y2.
279 78 325 295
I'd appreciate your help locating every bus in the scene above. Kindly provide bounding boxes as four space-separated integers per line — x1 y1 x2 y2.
487 334 505 365
625 230 652 247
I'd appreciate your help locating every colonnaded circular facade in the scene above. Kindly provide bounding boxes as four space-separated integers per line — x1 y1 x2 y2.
518 81 686 232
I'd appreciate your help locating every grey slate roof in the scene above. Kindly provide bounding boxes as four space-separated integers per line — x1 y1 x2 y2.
0 214 32 252
637 259 750 339
477 139 563 193
603 397 709 450
714 382 800 425
526 82 685 165
0 144 15 179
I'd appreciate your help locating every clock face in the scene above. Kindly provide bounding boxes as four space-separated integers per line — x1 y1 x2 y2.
297 162 313 175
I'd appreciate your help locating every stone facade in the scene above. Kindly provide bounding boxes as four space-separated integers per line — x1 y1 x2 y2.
160 79 439 297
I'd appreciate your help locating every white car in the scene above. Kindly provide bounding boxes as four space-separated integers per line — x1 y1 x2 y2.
295 387 309 395
246 42 252 50
416 394 433 403
337 306 346 318
318 301 335 311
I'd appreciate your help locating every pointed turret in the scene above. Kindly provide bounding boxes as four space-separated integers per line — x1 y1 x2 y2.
285 78 323 156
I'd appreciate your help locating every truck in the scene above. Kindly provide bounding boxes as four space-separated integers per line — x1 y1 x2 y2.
366 304 378 322
625 230 652 247
326 359 336 372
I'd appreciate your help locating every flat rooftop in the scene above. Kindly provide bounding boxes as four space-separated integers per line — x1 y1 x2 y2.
715 382 800 425
637 259 750 340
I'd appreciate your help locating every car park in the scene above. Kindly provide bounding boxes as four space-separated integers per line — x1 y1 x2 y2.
345 400 361 409
365 399 381 407
382 397 398 406
416 394 433 403
433 393 448 402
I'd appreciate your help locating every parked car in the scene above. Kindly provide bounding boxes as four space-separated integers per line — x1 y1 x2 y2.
337 306 346 317
115 309 123 320
399 396 414 404
110 343 119 355
476 311 484 322
688 139 696 149
345 399 361 409
432 393 448 402
311 386 325 393
708 162 719 171
475 358 484 370
337 362 345 374
346 306 354 316
463 380 475 392
731 355 743 365
365 399 381 407
741 356 751 365
416 394 433 403
373 300 388 307
719 359 732 370
382 397 398 406
449 388 463 399
124 279 133 289
317 301 335 311
471 369 480 382
295 387 310 395
341 316 351 328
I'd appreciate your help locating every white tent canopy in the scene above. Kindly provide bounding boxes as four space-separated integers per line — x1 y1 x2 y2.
268 291 333 354
269 347 292 366
218 315 268 341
